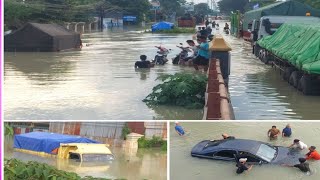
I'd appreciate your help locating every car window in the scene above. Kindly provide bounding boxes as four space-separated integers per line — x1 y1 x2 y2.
214 150 236 158
256 144 276 162
69 153 81 162
238 152 261 162
82 154 114 162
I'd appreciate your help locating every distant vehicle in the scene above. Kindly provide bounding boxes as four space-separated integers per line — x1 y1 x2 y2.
178 16 196 27
191 139 303 165
245 16 320 42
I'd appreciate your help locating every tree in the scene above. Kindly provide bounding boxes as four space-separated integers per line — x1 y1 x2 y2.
194 3 211 17
157 0 187 18
218 0 249 14
106 0 151 22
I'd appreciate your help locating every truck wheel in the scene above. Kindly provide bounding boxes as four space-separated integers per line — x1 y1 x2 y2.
289 71 302 88
298 75 312 95
282 67 295 82
254 45 260 57
262 54 270 64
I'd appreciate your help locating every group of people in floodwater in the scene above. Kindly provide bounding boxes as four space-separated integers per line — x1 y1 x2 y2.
174 122 320 175
134 20 230 72
266 124 319 174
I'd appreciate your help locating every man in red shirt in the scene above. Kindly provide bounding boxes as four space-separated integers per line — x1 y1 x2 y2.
306 146 320 160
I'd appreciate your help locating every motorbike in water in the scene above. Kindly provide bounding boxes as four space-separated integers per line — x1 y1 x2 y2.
172 43 194 66
224 28 230 34
153 46 171 65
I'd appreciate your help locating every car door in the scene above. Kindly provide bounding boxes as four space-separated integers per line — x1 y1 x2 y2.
237 151 266 165
213 150 237 161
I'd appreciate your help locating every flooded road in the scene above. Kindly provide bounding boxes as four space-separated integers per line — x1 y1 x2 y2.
224 33 320 120
170 122 320 180
5 143 166 180
4 23 320 120
4 29 202 120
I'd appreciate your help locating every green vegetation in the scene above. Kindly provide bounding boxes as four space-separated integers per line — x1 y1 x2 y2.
4 123 14 137
147 27 195 34
4 0 150 29
4 158 129 180
121 123 131 140
143 73 208 109
138 136 167 151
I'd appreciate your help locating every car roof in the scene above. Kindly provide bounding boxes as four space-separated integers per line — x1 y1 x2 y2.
209 139 269 154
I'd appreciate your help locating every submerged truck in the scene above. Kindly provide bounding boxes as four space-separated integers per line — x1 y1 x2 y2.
255 23 320 95
14 132 114 162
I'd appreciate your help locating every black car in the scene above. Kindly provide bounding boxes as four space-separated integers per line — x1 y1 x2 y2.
191 139 304 165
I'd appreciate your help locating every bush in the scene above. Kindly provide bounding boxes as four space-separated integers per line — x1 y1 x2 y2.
143 73 207 109
138 136 167 151
4 158 126 180
121 123 131 140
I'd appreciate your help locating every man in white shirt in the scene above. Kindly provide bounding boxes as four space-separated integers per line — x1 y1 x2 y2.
289 139 308 150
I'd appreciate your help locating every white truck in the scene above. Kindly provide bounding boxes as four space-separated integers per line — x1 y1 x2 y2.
252 16 320 59
250 15 320 42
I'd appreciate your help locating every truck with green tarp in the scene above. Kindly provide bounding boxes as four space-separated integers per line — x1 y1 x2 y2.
256 23 320 95
242 0 320 42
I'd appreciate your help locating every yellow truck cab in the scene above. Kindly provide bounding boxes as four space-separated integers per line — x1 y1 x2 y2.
58 143 114 162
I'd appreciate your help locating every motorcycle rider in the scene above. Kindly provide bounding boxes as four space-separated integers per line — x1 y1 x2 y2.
154 46 169 65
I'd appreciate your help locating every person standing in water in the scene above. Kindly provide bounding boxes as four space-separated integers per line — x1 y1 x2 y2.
282 124 292 137
175 121 185 136
193 36 209 72
267 125 280 140
135 55 154 68
222 133 235 140
236 158 253 174
306 146 320 160
283 158 311 173
288 139 308 150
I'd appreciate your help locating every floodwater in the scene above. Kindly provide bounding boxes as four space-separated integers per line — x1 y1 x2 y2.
4 28 202 120
4 23 320 120
170 122 320 180
4 140 166 180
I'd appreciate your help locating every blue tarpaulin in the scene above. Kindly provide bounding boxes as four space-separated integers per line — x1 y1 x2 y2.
14 132 99 154
123 16 137 22
151 22 174 32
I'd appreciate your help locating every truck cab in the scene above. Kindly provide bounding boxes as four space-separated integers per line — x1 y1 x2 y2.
251 16 320 42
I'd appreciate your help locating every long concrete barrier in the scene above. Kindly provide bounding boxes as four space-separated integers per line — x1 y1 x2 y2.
203 59 234 120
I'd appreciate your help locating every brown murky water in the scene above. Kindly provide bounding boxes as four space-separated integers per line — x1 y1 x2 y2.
170 122 320 180
5 139 166 180
4 23 320 120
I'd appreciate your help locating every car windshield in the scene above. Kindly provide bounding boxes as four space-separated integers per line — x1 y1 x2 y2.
82 154 114 162
255 144 276 162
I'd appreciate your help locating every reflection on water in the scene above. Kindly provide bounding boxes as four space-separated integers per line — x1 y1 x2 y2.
5 144 166 180
170 122 320 180
4 24 320 120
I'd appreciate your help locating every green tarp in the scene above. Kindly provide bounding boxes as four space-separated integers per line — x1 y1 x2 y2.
243 0 320 31
258 23 320 75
